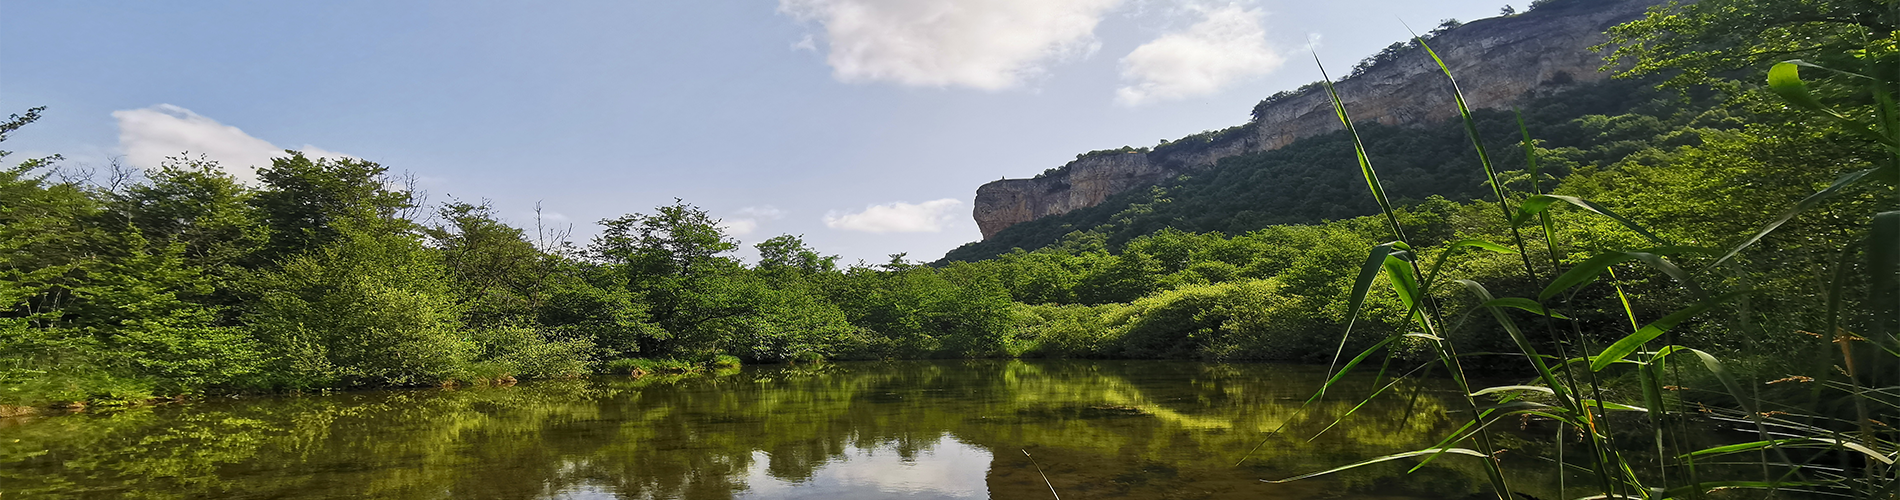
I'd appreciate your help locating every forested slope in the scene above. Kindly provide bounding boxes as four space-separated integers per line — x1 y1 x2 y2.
942 77 1726 262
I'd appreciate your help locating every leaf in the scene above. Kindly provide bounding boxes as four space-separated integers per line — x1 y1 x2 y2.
1685 437 1893 464
1469 385 1555 397
1687 348 1756 415
1661 481 1826 497
1512 194 1668 245
1383 254 1422 313
1324 242 1399 397
1577 399 1647 412
1540 247 1705 302
1713 168 1881 267
1766 61 1898 149
1421 239 1515 292
1314 53 1406 242
1458 280 1572 406
1591 291 1748 371
1262 448 1489 483
1810 438 1896 465
1683 438 1808 458
1478 297 1572 319
1767 61 1826 111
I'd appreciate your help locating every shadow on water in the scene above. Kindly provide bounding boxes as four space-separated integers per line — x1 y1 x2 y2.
1 360 1531 499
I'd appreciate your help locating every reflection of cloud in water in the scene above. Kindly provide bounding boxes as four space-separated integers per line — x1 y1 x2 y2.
738 434 989 499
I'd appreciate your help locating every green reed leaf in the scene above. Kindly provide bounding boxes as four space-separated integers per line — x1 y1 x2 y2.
1384 254 1421 313
1323 242 1400 399
1469 385 1555 397
1661 481 1827 497
1315 53 1407 243
1591 291 1747 371
1421 239 1514 293
1478 297 1572 320
1263 448 1489 484
1684 439 1808 458
1712 167 1882 267
1540 247 1705 302
1458 279 1572 407
1686 348 1756 415
1767 61 1826 112
1512 194 1667 246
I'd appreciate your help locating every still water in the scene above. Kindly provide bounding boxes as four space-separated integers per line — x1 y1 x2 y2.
1 360 1508 499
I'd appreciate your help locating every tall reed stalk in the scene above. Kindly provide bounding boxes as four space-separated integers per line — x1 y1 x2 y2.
1266 31 1900 499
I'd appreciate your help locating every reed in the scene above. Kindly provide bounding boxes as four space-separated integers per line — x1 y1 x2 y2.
1268 36 1900 499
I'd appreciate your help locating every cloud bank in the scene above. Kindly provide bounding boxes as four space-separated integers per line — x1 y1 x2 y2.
779 0 1123 90
824 199 962 233
1115 3 1283 106
113 104 347 183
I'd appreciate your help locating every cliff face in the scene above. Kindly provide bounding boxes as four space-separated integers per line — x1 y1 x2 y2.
973 0 1662 240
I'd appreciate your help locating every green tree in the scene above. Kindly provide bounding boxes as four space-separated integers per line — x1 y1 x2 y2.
425 200 553 326
250 153 413 263
589 201 749 356
754 234 837 275
243 225 471 388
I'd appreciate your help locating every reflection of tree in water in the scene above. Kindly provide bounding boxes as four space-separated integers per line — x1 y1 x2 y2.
0 361 1513 499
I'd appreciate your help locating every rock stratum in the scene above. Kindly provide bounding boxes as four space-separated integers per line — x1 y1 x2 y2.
972 0 1663 240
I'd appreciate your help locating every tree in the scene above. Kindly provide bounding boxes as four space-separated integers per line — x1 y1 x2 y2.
250 153 413 263
755 234 837 275
589 201 749 355
425 200 551 325
1605 0 1891 94
113 155 267 291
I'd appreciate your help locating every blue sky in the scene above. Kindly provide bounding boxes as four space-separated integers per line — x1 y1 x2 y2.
2 0 1507 264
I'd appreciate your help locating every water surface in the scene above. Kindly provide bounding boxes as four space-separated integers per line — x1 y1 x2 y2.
2 360 1504 499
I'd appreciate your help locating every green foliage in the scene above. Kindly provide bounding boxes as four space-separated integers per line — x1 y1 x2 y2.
945 76 1716 263
249 153 414 263
242 226 473 388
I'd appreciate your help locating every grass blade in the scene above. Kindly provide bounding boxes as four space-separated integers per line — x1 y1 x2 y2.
1591 291 1748 371
1539 247 1705 302
1767 61 1828 112
1512 194 1669 246
1469 385 1555 397
1263 448 1489 484
1711 167 1880 267
1457 279 1572 405
1314 53 1408 243
1478 297 1572 319
1421 238 1515 293
1324 242 1399 400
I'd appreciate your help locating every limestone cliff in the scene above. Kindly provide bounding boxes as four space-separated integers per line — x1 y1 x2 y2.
973 0 1662 240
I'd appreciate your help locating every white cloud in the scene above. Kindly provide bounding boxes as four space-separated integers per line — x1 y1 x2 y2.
1115 3 1284 106
112 104 347 183
723 219 762 237
824 199 961 233
722 205 787 237
778 0 1123 90
791 34 817 52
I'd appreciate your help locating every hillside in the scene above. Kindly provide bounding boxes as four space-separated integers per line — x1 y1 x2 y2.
954 0 1670 261
941 76 1725 262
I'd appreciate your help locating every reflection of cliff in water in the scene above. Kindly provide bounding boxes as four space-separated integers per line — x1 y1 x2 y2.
1 360 1513 499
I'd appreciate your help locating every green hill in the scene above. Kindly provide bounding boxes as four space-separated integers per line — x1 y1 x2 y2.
940 76 1726 263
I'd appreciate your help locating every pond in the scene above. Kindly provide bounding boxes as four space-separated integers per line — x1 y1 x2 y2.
1 360 1531 499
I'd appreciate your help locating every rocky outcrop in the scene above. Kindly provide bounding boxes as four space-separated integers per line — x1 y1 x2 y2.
973 0 1663 240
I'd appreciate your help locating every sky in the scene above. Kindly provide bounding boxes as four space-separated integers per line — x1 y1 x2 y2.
1 0 1508 265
